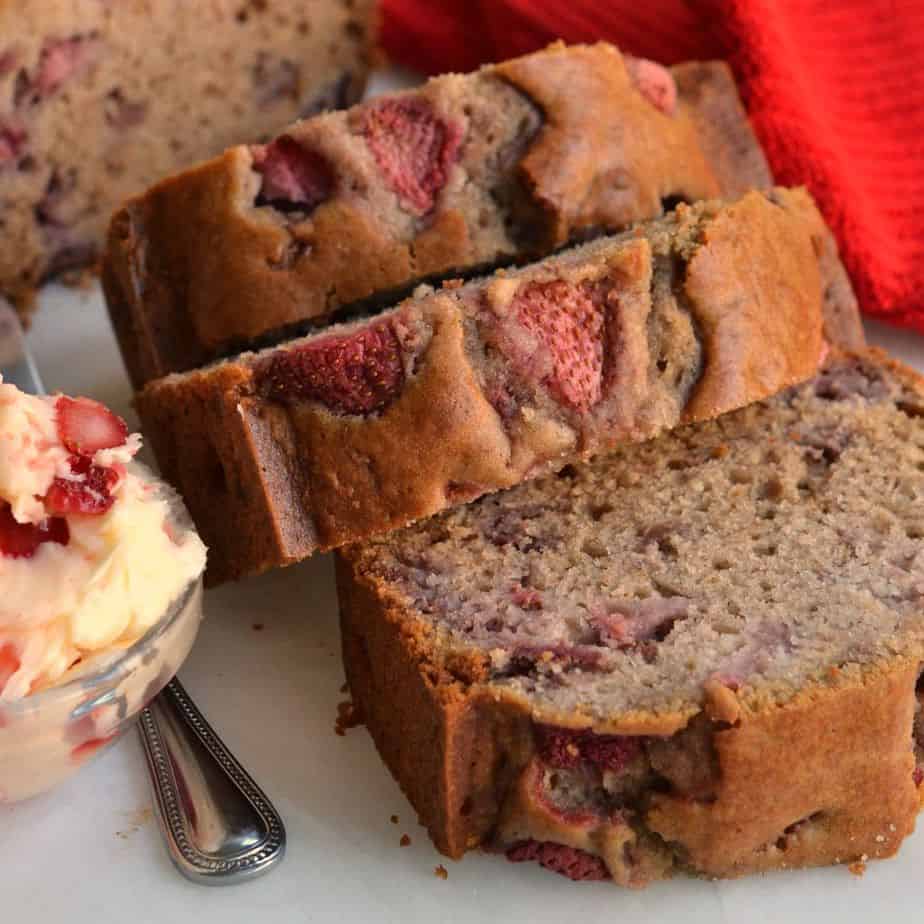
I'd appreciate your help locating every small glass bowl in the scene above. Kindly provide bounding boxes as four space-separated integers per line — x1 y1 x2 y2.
0 559 204 802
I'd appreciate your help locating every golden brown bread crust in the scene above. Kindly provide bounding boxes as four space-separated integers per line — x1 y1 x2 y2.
649 666 919 877
335 555 489 855
104 42 772 387
335 349 924 885
137 189 853 585
335 342 924 883
680 189 823 420
339 551 922 880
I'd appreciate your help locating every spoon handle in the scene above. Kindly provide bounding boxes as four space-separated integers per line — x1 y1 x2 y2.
138 678 286 885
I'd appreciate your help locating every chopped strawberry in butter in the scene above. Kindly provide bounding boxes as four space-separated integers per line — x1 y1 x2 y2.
0 377 206 700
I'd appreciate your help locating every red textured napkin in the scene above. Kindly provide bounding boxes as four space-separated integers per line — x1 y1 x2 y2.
381 0 924 332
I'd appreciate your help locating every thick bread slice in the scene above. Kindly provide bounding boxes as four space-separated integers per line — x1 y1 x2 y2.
104 41 772 386
338 350 924 886
0 0 376 314
137 188 854 585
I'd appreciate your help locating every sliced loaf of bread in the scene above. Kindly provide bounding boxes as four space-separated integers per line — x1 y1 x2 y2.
136 188 857 585
338 351 924 886
103 41 772 385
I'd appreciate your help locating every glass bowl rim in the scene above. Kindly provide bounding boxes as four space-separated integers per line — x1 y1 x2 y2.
1 464 205 716
2 575 202 715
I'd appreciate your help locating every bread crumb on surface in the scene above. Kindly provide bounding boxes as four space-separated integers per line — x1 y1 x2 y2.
115 806 153 840
848 857 867 876
60 264 101 292
334 700 361 736
390 814 399 824
400 834 411 847
434 865 448 880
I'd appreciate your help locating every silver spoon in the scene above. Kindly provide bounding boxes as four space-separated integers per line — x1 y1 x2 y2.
138 680 286 884
0 299 285 885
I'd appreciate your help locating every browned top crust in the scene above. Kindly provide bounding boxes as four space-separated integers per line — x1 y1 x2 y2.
104 41 772 387
136 188 855 586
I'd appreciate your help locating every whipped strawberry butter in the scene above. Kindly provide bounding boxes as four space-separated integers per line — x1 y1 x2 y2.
0 378 206 701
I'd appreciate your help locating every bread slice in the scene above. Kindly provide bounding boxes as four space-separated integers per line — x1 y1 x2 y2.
136 188 857 586
103 41 773 386
0 0 376 314
337 350 924 886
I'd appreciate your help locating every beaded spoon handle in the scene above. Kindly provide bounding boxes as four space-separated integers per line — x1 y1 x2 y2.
138 679 286 884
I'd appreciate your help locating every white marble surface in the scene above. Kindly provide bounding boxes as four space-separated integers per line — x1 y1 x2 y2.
0 277 921 924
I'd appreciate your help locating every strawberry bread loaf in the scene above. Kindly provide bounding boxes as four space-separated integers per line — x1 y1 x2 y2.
104 41 773 386
338 351 924 886
0 0 377 314
136 188 861 585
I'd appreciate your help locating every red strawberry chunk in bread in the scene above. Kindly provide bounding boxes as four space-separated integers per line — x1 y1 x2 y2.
252 135 334 213
581 735 642 773
14 36 98 107
591 597 689 648
256 320 405 415
506 840 610 881
362 97 462 216
0 501 69 558
512 583 542 610
0 49 17 79
44 455 120 516
625 57 677 116
35 36 98 98
56 396 128 456
512 280 606 413
0 119 27 168
0 644 20 695
537 725 642 773
536 726 584 769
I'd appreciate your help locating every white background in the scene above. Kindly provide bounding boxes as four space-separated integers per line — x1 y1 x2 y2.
4 72 924 924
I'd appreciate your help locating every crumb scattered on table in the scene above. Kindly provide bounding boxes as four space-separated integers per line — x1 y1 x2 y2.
434 865 448 880
252 622 264 631
848 857 868 877
335 699 361 736
60 264 101 291
400 834 411 847
390 814 399 824
115 806 153 840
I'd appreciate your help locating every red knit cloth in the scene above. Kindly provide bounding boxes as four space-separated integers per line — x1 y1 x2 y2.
381 0 924 332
